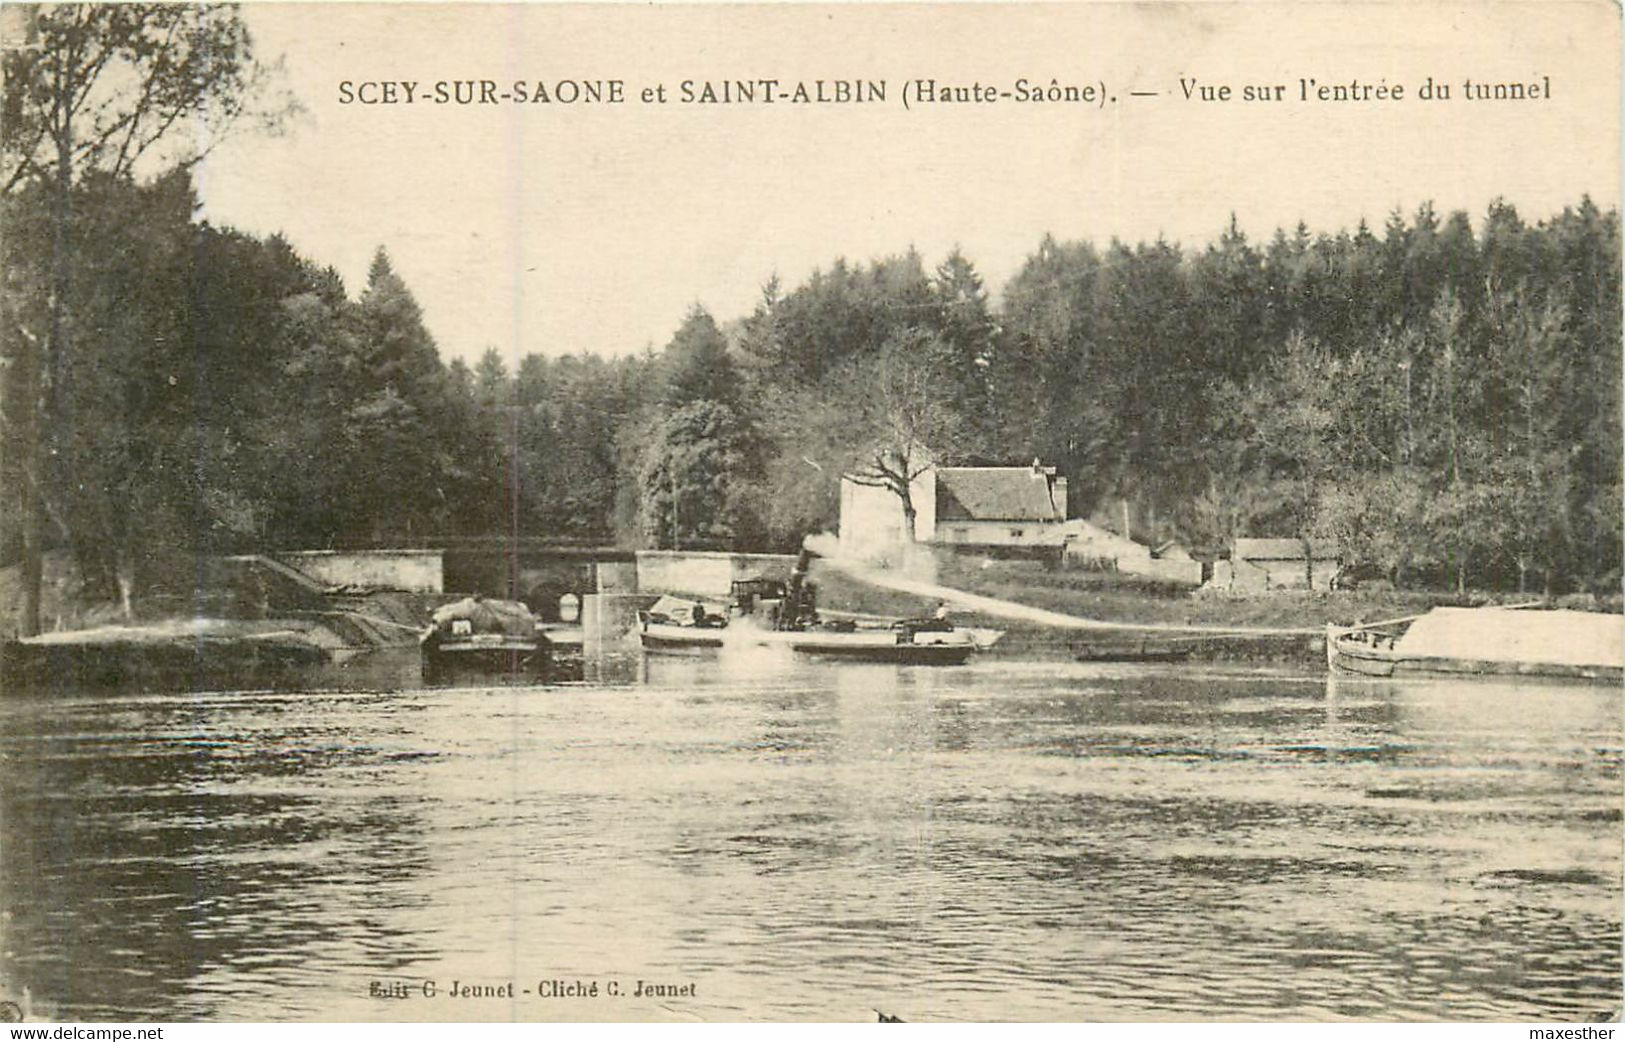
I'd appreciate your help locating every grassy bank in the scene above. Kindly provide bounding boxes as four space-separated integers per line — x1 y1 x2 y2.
818 556 1620 628
809 555 1621 664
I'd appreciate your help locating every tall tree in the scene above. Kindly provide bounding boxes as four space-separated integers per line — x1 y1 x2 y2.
342 248 462 540
1 3 289 633
833 328 975 541
927 248 998 442
636 307 760 548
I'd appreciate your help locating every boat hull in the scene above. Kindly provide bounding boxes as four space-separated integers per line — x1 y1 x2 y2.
640 622 976 665
1328 634 1623 683
421 637 549 684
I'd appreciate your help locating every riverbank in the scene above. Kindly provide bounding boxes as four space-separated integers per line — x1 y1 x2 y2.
7 549 1618 680
814 556 1622 626
808 556 1622 664
1 618 333 691
0 552 443 692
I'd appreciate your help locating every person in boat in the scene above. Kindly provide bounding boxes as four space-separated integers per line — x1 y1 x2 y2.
796 581 820 629
934 600 951 622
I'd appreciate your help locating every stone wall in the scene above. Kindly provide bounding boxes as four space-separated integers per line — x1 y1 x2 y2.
1129 557 1204 586
278 550 444 593
935 519 1069 547
634 551 798 597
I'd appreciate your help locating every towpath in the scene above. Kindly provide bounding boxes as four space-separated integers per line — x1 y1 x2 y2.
819 556 1324 638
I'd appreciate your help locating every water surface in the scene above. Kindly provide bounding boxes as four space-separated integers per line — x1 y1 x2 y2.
2 655 1619 1021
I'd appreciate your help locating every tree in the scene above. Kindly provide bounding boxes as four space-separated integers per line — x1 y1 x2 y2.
1 4 290 634
1238 330 1350 584
1413 287 1486 592
1481 282 1574 593
342 248 466 541
634 307 761 548
661 306 736 409
995 236 1108 504
740 252 932 387
637 401 759 549
927 248 998 441
834 328 975 541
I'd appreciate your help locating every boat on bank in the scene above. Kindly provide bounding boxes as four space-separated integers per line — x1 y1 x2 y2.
1073 636 1193 663
1326 606 1623 682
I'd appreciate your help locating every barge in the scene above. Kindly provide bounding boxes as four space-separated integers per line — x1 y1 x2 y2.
420 596 549 683
1326 606 1623 682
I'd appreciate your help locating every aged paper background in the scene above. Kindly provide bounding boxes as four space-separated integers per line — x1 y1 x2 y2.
2 0 1620 1026
200 1 1620 368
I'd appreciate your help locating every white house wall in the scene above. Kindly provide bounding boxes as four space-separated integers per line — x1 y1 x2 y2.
839 473 936 552
936 519 1068 546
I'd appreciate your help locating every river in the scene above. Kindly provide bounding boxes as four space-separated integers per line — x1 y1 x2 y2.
1 652 1619 1022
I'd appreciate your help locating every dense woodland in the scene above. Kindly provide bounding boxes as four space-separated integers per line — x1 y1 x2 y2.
3 174 1619 604
2 3 1619 623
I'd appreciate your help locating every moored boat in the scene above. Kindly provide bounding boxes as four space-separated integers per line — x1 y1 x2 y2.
638 549 992 665
420 595 549 683
1326 606 1623 682
640 615 980 664
1073 637 1192 663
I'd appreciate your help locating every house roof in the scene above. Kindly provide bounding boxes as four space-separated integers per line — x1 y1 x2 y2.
1234 537 1340 561
936 467 1063 522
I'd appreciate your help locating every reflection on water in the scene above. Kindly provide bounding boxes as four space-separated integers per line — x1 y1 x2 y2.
1 656 1619 1022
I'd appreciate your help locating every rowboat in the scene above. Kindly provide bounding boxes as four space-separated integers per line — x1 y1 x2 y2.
639 616 981 665
1326 606 1623 682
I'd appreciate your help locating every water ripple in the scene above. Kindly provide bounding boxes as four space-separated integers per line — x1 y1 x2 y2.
1 664 1618 1021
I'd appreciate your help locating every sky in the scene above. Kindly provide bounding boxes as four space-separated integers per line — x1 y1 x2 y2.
193 2 1621 366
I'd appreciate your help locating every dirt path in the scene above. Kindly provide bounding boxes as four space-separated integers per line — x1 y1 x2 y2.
820 556 1324 637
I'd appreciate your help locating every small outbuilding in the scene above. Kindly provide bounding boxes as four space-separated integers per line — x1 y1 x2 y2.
1220 538 1341 592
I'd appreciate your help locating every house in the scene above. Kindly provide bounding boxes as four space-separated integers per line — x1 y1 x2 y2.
839 462 1069 557
1059 521 1203 585
1060 518 1147 568
1209 537 1341 592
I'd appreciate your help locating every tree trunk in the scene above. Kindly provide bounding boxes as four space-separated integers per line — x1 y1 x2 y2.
19 421 43 636
897 476 918 543
14 319 45 636
21 79 75 636
116 550 136 621
669 464 681 551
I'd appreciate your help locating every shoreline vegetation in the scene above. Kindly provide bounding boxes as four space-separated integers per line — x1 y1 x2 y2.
6 6 1618 633
2 7 1619 669
5 550 1619 683
4 191 1621 638
6 193 1618 643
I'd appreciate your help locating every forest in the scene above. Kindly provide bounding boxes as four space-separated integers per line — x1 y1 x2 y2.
3 10 1620 635
3 178 1619 606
